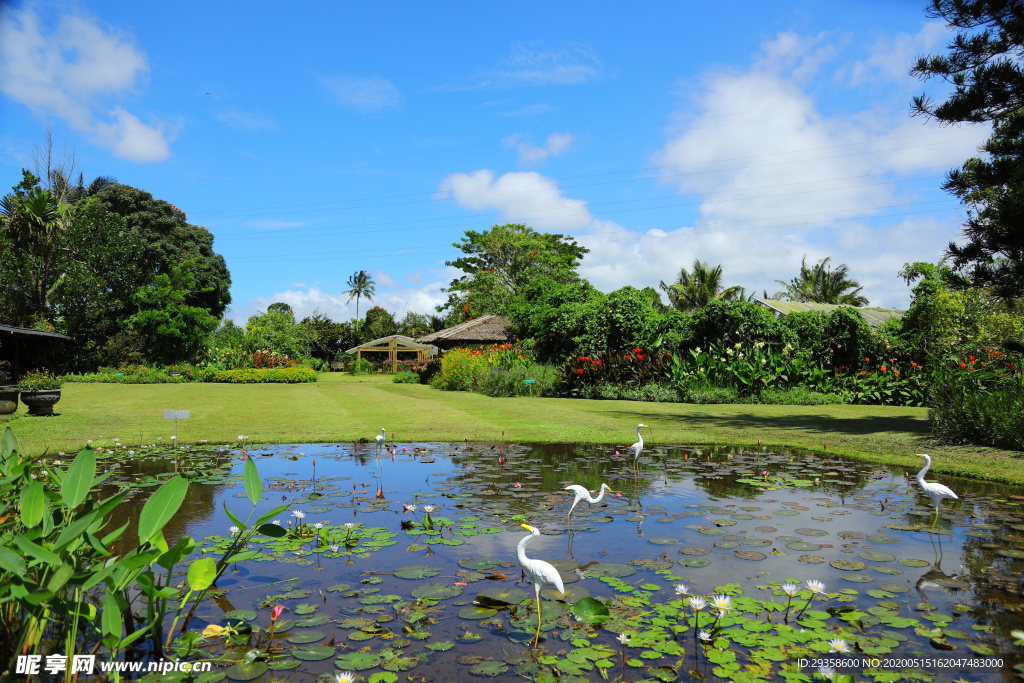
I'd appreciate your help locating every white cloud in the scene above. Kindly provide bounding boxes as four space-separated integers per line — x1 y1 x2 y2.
502 131 575 164
440 43 605 91
214 107 277 132
319 75 402 112
848 21 947 85
0 6 173 162
435 169 592 231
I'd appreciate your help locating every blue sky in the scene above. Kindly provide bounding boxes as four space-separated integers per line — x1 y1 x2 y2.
0 1 991 324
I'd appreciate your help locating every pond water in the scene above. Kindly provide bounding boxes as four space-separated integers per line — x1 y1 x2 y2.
98 440 1024 683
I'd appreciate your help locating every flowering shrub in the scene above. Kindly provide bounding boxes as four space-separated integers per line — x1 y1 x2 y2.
928 346 1023 450
18 369 63 391
429 341 537 392
195 367 317 383
199 345 297 370
559 347 672 396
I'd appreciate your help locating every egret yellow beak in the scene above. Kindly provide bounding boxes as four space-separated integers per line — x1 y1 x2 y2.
520 523 532 531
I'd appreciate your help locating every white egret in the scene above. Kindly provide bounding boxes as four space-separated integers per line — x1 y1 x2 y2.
564 483 614 524
517 524 565 646
915 454 958 525
628 423 648 471
374 428 386 451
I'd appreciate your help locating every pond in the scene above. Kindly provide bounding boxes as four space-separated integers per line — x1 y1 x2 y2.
96 439 1024 683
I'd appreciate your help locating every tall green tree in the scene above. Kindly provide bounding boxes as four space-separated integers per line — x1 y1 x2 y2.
444 223 589 318
658 260 745 313
344 270 375 321
775 255 869 306
91 184 232 318
911 0 1024 298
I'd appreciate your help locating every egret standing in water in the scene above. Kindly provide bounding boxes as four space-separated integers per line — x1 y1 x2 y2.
374 428 386 451
915 454 958 526
564 483 614 524
516 524 564 647
628 423 649 473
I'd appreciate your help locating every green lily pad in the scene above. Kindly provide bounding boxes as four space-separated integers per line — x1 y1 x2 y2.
222 610 257 621
411 582 464 600
679 547 712 555
286 631 325 644
859 551 896 562
798 555 825 564
680 558 711 568
583 562 637 578
425 641 454 652
880 583 909 593
476 587 528 606
786 541 822 551
469 661 509 677
743 538 772 547
997 548 1024 559
734 550 767 561
866 535 898 544
296 614 331 627
648 537 679 545
267 659 300 671
837 531 867 539
697 527 727 535
795 528 828 537
291 644 335 661
572 597 611 623
394 564 441 579
898 559 931 568
872 565 904 575
457 605 497 619
842 574 874 583
458 557 502 571
715 541 740 548
225 662 268 681
335 651 385 671
830 559 868 571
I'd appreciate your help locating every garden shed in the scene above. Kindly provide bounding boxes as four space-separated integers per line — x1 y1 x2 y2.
0 324 71 380
416 315 514 351
754 299 906 329
345 335 438 373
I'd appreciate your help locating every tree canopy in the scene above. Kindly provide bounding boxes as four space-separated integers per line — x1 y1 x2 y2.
443 223 589 318
912 0 1024 298
659 260 745 313
344 270 375 321
775 255 868 306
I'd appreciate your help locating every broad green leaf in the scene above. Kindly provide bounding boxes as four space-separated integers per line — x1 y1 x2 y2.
229 550 260 563
243 458 262 506
62 447 95 508
138 476 188 544
46 563 75 592
258 523 287 537
254 502 291 526
0 545 26 574
0 425 18 460
102 590 121 637
20 480 44 528
223 501 245 529
157 536 196 571
53 511 99 551
13 534 60 565
187 557 217 591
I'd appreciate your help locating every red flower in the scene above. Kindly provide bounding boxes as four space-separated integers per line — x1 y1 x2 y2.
576 368 584 374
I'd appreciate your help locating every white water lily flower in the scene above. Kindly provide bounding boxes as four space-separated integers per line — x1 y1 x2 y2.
344 523 355 529
617 633 631 645
229 526 241 535
330 543 340 553
819 666 836 679
422 505 436 513
335 671 356 683
291 510 306 519
781 583 799 596
674 584 689 596
699 630 712 641
710 594 732 613
688 596 707 611
272 520 281 525
313 522 325 529
829 639 850 653
805 580 826 595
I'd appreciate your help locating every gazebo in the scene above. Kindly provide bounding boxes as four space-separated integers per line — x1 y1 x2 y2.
416 315 514 351
0 324 72 380
345 335 438 373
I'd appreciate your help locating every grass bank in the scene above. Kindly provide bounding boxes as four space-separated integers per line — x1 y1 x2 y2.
3 372 1022 484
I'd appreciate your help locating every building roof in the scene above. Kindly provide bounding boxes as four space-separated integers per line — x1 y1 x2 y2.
417 315 513 344
345 335 438 355
754 299 906 329
0 324 71 340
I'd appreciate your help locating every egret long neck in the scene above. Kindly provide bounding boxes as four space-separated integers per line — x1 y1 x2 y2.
916 457 931 485
636 426 644 445
517 533 534 566
592 485 608 504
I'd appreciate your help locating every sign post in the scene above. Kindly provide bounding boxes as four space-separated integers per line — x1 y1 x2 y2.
523 379 536 397
163 410 190 441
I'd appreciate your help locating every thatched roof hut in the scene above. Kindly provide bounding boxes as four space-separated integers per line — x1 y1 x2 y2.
416 315 514 351
754 299 906 329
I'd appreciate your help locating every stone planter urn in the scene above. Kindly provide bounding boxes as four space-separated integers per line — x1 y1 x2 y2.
0 386 17 415
20 389 61 416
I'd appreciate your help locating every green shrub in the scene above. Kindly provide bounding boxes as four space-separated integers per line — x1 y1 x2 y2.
205 367 318 383
475 363 558 397
68 363 194 384
429 348 487 391
577 382 679 402
392 371 420 384
758 387 847 405
678 385 741 404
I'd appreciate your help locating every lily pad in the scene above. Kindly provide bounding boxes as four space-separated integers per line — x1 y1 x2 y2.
734 550 767 561
222 610 257 621
335 652 382 671
859 551 896 562
458 557 502 571
795 528 828 537
872 565 904 575
469 661 509 677
898 559 931 568
866 535 899 544
837 531 867 539
572 597 611 623
648 537 679 545
880 583 909 593
457 605 497 619
225 662 268 681
476 587 529 606
997 548 1024 559
841 573 874 583
679 547 712 555
394 564 441 579
680 558 711 568
798 555 825 564
411 582 464 600
830 559 868 571
286 631 325 644
291 644 336 661
583 562 637 578
786 541 822 551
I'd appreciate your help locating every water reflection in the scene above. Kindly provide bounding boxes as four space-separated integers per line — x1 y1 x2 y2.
94 441 1024 682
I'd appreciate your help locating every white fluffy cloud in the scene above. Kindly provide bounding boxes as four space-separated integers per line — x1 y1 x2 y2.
319 75 403 112
0 7 173 162
436 169 592 231
502 131 574 164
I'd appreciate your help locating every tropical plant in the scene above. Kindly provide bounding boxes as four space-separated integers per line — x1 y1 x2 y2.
775 255 868 306
659 260 745 313
17 369 63 391
344 270 375 321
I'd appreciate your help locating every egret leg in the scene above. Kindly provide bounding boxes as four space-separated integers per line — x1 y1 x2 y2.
534 597 542 647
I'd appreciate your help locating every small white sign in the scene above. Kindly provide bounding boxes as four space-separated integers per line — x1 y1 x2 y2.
163 410 190 419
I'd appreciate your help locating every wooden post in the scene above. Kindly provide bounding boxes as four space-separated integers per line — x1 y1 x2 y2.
356 349 361 375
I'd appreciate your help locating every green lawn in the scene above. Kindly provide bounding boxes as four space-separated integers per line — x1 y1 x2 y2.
3 372 1022 483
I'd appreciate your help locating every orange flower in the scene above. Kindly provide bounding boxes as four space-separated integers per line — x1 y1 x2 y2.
880 365 887 372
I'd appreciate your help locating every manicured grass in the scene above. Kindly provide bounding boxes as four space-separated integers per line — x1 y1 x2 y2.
3 372 1023 483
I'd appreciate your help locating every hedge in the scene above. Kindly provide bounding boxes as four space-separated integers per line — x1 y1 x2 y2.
197 367 318 383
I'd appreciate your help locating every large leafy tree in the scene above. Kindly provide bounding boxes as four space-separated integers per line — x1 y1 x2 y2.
911 0 1024 298
775 255 869 306
344 270 375 321
658 260 745 313
91 183 232 318
444 223 589 318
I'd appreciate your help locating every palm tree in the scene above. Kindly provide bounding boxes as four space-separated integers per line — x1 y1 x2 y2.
659 260 745 313
344 270 375 321
775 255 868 306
